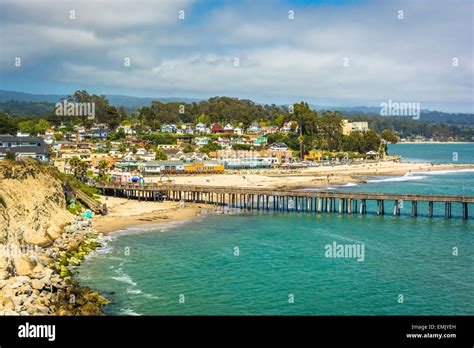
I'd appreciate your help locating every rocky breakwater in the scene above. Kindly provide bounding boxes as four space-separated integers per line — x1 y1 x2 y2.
0 159 110 315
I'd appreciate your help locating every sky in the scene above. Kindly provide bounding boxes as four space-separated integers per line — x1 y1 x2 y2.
0 0 472 112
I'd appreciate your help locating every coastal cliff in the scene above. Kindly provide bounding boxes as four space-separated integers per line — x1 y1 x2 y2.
0 159 72 247
0 159 109 315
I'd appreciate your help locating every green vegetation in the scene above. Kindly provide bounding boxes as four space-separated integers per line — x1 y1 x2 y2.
141 133 177 145
5 152 16 161
155 150 167 160
1 90 472 157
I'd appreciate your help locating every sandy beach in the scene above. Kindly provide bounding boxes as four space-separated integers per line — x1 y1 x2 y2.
91 161 474 234
151 162 474 189
93 196 214 234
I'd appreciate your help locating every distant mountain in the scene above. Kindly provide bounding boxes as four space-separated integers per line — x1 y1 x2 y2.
0 90 68 103
0 90 472 125
0 90 200 110
310 105 474 125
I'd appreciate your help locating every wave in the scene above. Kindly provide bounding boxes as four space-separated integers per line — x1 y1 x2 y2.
367 174 426 183
414 168 474 176
119 307 140 316
126 288 142 295
342 183 358 187
111 271 137 286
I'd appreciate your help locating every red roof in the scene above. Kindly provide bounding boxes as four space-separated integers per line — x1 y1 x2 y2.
211 123 223 131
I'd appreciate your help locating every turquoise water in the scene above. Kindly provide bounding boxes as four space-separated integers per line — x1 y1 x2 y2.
388 143 474 164
77 144 474 315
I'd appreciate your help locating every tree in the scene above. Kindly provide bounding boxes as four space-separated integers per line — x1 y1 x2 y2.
182 144 194 153
118 143 128 155
5 152 16 161
97 159 110 179
155 150 167 160
293 102 318 158
0 112 18 135
17 120 35 134
69 157 87 180
232 144 251 151
34 119 51 134
316 111 344 151
361 130 382 153
381 129 399 144
197 113 211 125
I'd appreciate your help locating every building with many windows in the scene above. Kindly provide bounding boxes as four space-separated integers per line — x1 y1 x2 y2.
0 135 50 162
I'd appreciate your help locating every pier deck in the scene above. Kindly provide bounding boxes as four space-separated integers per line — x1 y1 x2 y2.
91 182 472 219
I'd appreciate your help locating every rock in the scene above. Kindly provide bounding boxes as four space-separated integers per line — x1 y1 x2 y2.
40 276 51 288
0 309 19 316
31 279 44 290
15 275 31 283
13 254 35 276
32 264 45 274
0 280 6 289
10 281 24 289
2 295 14 309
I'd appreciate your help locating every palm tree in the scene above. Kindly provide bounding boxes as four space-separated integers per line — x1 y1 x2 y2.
97 159 110 179
69 157 82 177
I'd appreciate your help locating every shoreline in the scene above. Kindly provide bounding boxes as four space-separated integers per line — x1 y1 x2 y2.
92 197 215 234
397 141 472 144
90 162 474 234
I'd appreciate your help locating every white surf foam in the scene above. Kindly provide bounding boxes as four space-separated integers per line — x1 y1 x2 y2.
111 272 137 286
367 174 426 183
119 307 140 316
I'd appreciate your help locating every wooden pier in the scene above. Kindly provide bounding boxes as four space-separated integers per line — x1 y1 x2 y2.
91 182 473 220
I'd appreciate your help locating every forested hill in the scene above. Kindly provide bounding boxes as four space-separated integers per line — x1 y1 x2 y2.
1 90 472 126
0 90 199 112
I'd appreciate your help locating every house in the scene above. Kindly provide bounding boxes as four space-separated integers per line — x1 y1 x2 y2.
281 121 298 133
170 151 209 162
139 160 185 175
261 125 279 134
16 131 31 137
117 125 136 135
195 123 208 134
89 127 111 140
223 124 234 134
342 120 369 135
211 123 224 134
0 135 50 162
253 137 267 147
233 127 243 135
193 137 210 146
176 135 192 144
183 162 224 173
161 124 177 133
156 144 180 150
221 157 278 169
217 137 231 148
304 150 324 162
269 143 288 151
246 123 261 134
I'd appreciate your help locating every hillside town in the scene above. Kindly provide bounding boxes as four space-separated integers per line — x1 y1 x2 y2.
0 115 393 184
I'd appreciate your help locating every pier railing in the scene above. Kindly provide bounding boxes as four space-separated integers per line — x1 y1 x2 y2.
91 181 472 219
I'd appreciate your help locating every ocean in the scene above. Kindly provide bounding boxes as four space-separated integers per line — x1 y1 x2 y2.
77 144 474 315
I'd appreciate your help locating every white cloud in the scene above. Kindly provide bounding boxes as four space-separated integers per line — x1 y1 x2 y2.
0 0 472 112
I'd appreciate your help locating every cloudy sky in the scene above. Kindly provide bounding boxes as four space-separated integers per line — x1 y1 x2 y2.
0 0 472 112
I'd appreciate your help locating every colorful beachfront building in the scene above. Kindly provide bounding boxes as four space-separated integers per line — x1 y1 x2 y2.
139 160 224 175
